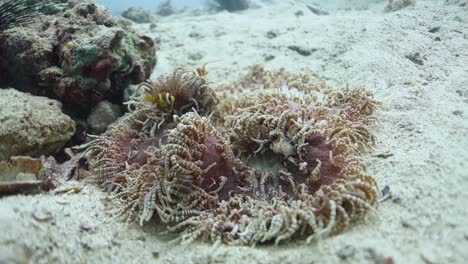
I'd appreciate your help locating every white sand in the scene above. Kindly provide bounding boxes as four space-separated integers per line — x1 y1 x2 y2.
1 0 467 263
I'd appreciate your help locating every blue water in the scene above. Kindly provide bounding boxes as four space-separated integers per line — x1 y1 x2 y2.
95 0 205 14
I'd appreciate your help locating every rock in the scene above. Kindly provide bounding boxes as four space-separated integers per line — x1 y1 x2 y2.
336 244 356 260
121 6 154 23
188 52 204 61
294 10 304 17
266 30 278 39
384 0 416 12
264 55 275 61
306 5 329 15
428 26 441 33
0 89 75 160
212 0 250 12
405 52 424 65
86 100 122 135
288 45 317 56
79 222 96 233
157 1 176 16
0 0 156 124
188 32 203 39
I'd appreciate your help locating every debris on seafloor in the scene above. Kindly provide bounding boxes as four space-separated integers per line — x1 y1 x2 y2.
122 6 155 23
379 185 392 203
0 148 83 196
0 0 156 130
384 0 416 12
0 156 54 196
306 5 329 16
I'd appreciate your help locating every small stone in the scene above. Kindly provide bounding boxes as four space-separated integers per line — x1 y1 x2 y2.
189 32 203 39
157 1 176 16
295 10 304 17
392 197 402 205
288 45 317 56
87 101 122 135
401 219 413 228
153 251 160 259
266 31 277 39
80 223 96 233
452 110 463 116
405 52 424 65
365 248 386 263
306 5 329 15
434 37 441 41
188 52 203 61
420 254 435 264
264 55 275 61
384 0 416 12
336 244 356 260
428 26 441 33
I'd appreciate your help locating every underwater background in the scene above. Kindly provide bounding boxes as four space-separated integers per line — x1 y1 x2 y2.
96 0 204 14
0 0 467 263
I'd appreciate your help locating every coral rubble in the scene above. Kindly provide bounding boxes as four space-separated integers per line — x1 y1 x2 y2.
81 65 380 246
0 0 156 122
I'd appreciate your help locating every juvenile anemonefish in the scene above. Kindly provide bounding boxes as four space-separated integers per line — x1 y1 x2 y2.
144 91 176 108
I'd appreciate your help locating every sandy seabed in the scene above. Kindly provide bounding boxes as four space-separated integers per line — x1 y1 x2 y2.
1 0 467 263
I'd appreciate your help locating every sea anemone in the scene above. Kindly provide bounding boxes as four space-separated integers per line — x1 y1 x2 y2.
81 66 380 246
166 83 379 245
136 68 218 114
140 111 250 226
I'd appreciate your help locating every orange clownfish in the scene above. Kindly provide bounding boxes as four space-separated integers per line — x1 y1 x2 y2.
144 91 176 108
